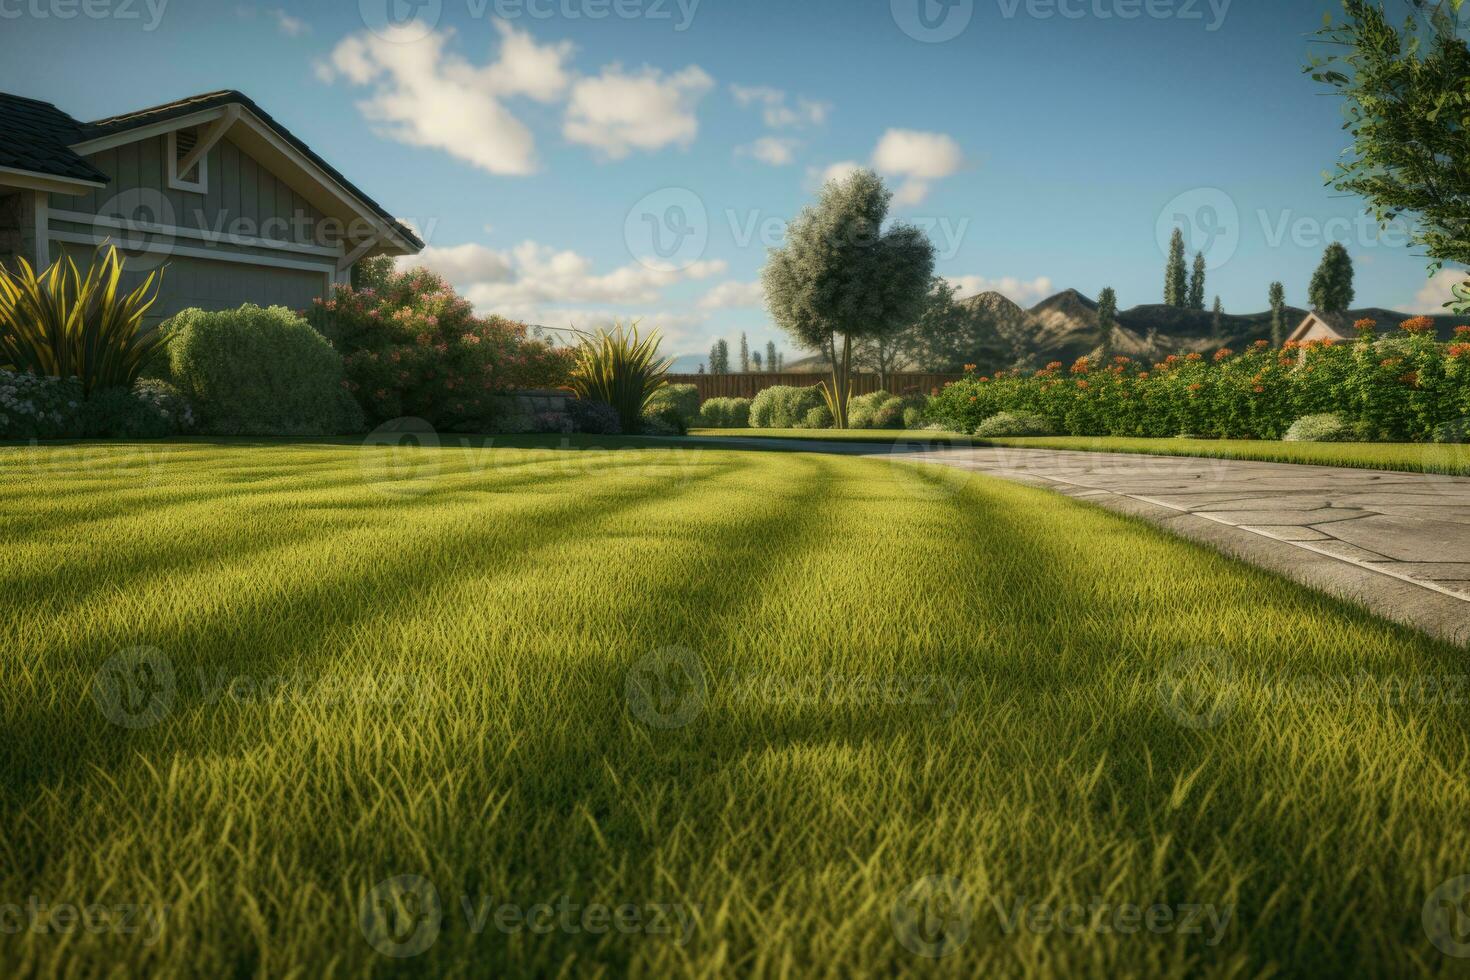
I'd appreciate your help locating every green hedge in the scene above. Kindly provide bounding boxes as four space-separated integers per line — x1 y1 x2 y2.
750 385 826 428
927 322 1470 441
166 305 362 436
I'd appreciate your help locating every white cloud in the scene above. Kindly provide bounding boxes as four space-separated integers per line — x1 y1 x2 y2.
948 275 1055 306
1404 267 1468 314
730 85 830 129
318 23 573 176
410 243 514 287
872 128 964 207
813 160 863 187
738 136 797 166
404 239 724 314
270 7 309 37
564 64 714 159
699 280 765 310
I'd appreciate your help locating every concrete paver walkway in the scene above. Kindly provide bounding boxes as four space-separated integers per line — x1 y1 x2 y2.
692 438 1470 646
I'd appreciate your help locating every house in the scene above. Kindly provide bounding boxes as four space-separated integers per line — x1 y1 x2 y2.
0 90 423 320
1285 310 1357 344
1287 308 1462 344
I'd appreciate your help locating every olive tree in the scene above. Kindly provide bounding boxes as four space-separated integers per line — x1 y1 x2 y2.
1309 0 1470 309
761 170 935 427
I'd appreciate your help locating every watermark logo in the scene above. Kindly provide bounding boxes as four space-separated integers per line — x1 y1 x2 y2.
892 875 972 957
1156 646 1236 729
1415 0 1470 43
92 646 175 729
1156 187 1240 271
360 875 443 958
360 418 442 497
891 0 974 42
1426 874 1470 957
94 187 177 274
359 0 442 41
626 645 706 728
625 188 708 272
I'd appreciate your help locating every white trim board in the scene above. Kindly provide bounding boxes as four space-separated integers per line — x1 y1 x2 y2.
68 108 227 156
50 230 337 274
51 209 344 259
0 165 106 196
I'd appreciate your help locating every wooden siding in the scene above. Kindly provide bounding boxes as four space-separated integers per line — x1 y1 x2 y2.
668 373 966 401
52 242 327 323
52 134 329 248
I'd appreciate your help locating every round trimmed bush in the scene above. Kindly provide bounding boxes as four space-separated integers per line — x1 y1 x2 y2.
645 383 700 424
166 305 361 436
1283 413 1352 443
698 397 751 428
800 405 833 429
749 385 825 428
974 411 1052 437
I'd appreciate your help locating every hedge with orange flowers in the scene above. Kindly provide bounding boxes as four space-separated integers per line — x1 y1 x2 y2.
925 319 1470 441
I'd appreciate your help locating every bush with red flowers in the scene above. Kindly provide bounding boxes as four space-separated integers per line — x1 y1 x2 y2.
307 267 572 430
925 328 1470 442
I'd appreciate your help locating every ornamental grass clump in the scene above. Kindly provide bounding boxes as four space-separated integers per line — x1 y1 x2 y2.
568 320 672 434
0 245 164 395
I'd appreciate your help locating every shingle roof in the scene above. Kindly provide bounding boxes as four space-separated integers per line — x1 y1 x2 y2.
80 90 423 250
0 89 421 251
0 93 106 183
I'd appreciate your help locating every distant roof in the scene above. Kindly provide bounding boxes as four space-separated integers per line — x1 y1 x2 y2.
0 93 106 183
1 89 422 250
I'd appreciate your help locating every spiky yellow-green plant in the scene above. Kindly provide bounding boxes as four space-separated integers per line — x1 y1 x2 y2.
568 320 673 433
0 244 164 394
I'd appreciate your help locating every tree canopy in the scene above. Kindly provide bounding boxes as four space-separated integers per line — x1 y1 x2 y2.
762 169 935 426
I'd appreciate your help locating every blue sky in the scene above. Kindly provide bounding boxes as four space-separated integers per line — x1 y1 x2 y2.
2 0 1460 361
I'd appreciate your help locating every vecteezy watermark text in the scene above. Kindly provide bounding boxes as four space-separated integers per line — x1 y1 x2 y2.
358 875 698 958
0 897 168 946
0 0 168 31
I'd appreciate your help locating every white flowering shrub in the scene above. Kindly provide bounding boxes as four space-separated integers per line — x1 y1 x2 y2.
0 371 85 439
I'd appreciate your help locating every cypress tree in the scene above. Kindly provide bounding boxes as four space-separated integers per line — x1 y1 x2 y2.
1309 243 1355 312
739 332 750 372
1268 282 1286 347
1211 296 1224 340
766 340 777 373
1189 252 1207 311
1164 229 1188 307
1097 286 1118 363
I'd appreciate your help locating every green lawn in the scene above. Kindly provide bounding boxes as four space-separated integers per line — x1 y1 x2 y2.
3 438 1468 976
689 428 1470 476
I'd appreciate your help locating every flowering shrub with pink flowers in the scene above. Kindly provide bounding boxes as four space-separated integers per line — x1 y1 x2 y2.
926 320 1470 442
309 267 573 429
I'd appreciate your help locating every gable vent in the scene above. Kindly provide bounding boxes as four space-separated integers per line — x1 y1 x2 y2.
175 129 200 181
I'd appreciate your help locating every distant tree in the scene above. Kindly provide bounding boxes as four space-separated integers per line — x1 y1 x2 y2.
751 351 763 371
765 340 778 373
776 350 784 371
1211 296 1225 340
1188 252 1207 311
707 341 722 375
762 169 934 427
1268 281 1287 347
1309 243 1355 312
351 255 396 291
1096 286 1118 363
697 363 705 374
1309 0 1470 311
1164 228 1188 307
717 339 730 373
738 332 750 372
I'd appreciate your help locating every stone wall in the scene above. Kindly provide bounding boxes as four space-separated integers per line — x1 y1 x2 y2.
489 389 575 434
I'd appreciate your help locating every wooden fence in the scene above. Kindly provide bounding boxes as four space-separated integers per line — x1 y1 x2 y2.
667 372 965 401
